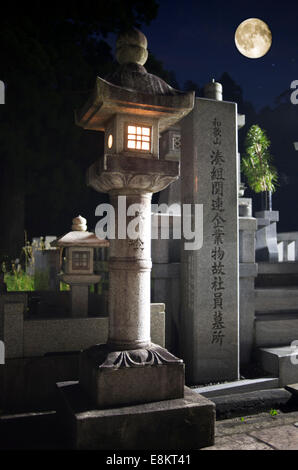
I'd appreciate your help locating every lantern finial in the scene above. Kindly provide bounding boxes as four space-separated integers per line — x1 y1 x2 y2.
116 27 148 66
72 215 87 232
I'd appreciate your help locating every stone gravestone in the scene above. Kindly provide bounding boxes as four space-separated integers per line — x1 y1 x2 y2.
180 96 239 384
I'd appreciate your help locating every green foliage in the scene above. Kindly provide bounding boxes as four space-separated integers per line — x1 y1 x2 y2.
60 281 70 292
4 266 34 292
269 409 278 417
2 263 70 292
241 125 278 194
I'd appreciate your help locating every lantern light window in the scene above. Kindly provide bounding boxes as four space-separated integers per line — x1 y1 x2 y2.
126 125 151 152
108 134 113 149
72 251 90 270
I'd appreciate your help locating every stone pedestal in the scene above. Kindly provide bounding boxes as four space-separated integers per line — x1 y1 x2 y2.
61 274 101 317
255 210 279 263
56 381 215 450
79 343 184 408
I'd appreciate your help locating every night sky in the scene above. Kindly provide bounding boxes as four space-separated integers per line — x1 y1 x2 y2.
109 0 298 231
109 0 298 110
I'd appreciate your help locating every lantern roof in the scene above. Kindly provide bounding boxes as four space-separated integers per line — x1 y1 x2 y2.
76 28 194 133
51 216 109 248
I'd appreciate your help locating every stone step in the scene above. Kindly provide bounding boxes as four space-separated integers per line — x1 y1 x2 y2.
255 312 298 348
211 388 294 420
285 383 298 396
258 262 298 275
0 410 62 449
193 377 279 398
258 345 298 387
255 287 298 313
256 274 298 288
256 263 298 287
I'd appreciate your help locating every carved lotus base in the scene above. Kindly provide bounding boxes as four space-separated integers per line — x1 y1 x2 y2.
87 154 179 194
79 343 185 408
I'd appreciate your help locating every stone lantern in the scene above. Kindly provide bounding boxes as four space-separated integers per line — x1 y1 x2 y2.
53 215 109 317
58 28 215 450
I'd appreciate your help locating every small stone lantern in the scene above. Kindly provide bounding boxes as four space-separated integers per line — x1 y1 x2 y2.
52 215 109 317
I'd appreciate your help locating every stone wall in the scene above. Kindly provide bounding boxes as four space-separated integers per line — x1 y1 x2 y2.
0 296 165 411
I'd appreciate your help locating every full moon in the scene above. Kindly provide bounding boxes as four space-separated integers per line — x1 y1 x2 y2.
235 18 272 59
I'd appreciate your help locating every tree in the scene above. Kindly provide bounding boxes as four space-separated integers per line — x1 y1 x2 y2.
0 1 159 259
241 125 278 205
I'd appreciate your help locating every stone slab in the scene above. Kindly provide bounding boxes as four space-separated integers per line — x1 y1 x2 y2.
255 314 298 348
255 287 298 312
56 382 215 450
249 424 298 450
285 383 298 396
278 232 298 242
180 97 239 384
239 217 257 231
256 218 270 227
257 262 298 275
212 389 292 419
259 346 298 386
202 433 273 450
255 217 279 262
240 276 256 364
194 377 279 398
239 218 257 265
239 263 258 278
255 210 279 223
214 409 298 438
202 410 298 450
3 303 24 359
23 303 165 357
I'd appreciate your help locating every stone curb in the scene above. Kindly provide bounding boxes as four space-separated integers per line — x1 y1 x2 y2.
212 388 295 419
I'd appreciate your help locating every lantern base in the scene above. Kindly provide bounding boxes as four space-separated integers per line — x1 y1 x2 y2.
79 343 185 408
56 381 215 450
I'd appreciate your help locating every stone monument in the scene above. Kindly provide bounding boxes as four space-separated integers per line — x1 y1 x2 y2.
57 28 215 450
180 80 240 384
